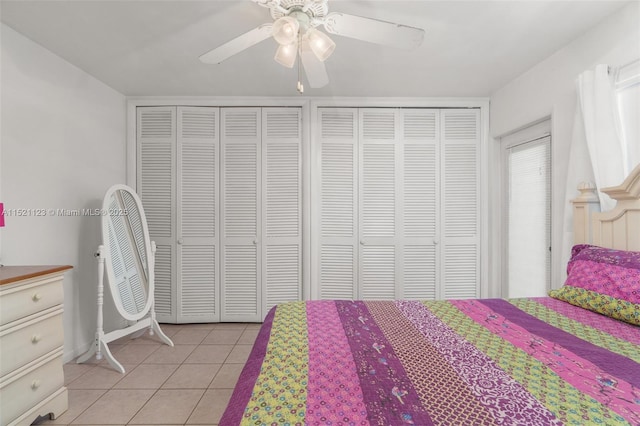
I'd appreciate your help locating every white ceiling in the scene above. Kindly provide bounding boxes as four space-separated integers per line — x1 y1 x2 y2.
0 1 631 97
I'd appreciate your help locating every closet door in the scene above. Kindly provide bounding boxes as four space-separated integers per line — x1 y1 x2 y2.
359 109 399 299
221 108 262 322
441 109 480 298
176 107 219 322
137 106 176 322
317 109 359 299
262 108 302 313
401 109 439 299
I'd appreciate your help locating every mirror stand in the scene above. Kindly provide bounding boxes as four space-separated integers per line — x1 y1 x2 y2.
77 184 174 373
77 246 173 374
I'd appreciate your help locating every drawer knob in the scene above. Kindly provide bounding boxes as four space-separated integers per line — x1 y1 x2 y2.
31 334 42 344
31 379 41 390
32 293 42 302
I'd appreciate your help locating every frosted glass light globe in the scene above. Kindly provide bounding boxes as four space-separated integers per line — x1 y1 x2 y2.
272 16 300 45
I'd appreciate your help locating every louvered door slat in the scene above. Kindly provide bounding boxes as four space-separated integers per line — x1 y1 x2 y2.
361 144 395 237
221 108 261 322
181 246 216 316
320 245 355 299
441 109 480 299
403 245 436 299
154 245 172 317
265 245 299 311
318 108 358 299
262 108 302 316
224 144 258 237
177 107 219 322
444 245 478 298
361 246 395 299
140 144 172 237
404 144 436 236
321 144 355 236
138 106 176 322
223 245 258 316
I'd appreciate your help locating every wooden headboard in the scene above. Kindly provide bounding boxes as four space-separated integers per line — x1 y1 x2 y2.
572 163 640 250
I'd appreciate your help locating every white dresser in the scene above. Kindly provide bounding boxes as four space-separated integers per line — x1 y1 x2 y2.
0 265 72 426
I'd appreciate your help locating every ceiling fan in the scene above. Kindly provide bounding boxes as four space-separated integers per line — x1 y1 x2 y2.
199 0 425 93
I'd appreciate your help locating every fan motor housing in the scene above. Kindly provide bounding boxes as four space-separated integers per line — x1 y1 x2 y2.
269 0 328 19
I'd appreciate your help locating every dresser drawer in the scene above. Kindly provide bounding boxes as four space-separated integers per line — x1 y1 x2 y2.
0 309 64 378
0 276 64 325
0 351 64 426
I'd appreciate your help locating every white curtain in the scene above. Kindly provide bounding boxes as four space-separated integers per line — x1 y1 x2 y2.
577 64 627 212
560 64 627 285
559 105 594 285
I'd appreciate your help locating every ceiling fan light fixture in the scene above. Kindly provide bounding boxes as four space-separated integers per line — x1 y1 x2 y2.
272 16 300 45
274 42 298 68
306 28 335 62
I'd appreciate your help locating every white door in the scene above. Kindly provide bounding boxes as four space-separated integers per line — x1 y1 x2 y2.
505 134 551 297
440 109 480 299
400 109 440 299
137 106 176 322
221 108 262 322
261 108 303 313
315 107 480 300
177 107 219 322
359 109 398 299
317 108 359 299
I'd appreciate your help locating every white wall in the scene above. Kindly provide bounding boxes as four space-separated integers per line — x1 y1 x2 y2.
489 2 640 295
1 24 127 361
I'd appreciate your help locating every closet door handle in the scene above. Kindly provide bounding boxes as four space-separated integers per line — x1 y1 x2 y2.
252 239 258 245
177 239 184 245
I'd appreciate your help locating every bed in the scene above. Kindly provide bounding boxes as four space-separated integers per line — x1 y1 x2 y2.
220 166 640 426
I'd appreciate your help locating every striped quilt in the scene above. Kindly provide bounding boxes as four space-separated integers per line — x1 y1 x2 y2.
220 298 640 425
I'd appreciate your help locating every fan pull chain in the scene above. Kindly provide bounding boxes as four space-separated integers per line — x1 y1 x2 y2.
296 34 304 94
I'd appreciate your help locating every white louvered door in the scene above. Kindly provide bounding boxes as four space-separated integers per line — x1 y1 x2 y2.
221 108 262 322
177 107 219 322
359 109 399 299
441 109 480 298
316 107 479 301
139 106 302 323
137 107 176 322
401 109 439 300
262 108 302 314
318 109 359 299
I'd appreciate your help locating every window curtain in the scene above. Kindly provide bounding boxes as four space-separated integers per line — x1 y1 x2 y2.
577 64 627 211
560 64 627 285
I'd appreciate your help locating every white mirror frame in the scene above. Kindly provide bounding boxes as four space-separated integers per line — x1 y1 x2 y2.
77 184 173 373
101 184 154 321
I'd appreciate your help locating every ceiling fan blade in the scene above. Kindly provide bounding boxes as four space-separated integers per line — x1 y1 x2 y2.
323 12 424 50
199 23 273 64
300 42 329 88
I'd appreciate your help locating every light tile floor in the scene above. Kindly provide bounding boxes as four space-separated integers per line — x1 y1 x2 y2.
34 323 261 426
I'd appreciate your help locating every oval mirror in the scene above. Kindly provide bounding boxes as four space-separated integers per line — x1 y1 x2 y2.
102 184 153 321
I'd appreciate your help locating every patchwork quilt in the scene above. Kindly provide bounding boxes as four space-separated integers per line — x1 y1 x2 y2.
220 298 640 425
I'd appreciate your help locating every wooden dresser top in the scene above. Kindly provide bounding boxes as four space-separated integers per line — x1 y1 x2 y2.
0 265 73 286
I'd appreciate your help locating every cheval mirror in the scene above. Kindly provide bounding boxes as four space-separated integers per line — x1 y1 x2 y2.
78 184 173 373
